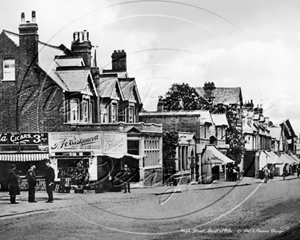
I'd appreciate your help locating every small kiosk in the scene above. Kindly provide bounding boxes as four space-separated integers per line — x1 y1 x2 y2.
48 131 129 193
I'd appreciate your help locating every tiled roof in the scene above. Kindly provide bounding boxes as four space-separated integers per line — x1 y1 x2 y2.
98 76 122 99
119 78 142 104
195 87 242 105
55 56 85 67
56 69 93 94
269 127 281 141
3 30 19 46
211 114 228 126
4 30 69 91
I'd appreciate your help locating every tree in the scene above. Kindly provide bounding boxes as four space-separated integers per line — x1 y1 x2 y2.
163 83 203 111
162 131 179 182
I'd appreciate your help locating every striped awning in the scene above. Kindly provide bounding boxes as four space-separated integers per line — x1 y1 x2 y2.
0 153 49 161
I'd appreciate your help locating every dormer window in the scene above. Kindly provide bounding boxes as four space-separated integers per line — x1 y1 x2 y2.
129 106 134 123
111 103 117 123
3 59 15 80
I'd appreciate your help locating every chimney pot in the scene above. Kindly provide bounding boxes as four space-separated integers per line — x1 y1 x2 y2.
32 11 36 22
21 12 25 22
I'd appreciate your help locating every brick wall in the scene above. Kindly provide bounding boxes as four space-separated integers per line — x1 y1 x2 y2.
0 32 19 132
139 114 200 139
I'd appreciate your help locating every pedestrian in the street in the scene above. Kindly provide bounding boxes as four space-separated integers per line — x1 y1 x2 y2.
297 164 300 178
26 164 37 203
123 164 131 193
7 164 20 204
263 166 270 183
44 159 55 203
283 164 288 180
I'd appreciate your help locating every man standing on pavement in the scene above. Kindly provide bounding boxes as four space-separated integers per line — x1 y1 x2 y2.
123 164 131 193
7 164 20 204
44 159 55 203
26 164 37 202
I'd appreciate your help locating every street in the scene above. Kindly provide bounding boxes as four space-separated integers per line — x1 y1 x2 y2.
0 176 300 240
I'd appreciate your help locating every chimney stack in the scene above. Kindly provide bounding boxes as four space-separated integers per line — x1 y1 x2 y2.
71 30 92 67
18 10 39 66
112 50 127 71
157 96 164 112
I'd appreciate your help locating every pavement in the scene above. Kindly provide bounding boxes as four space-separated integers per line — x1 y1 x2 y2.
0 175 299 219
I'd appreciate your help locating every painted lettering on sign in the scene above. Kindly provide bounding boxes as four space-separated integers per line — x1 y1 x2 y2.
0 133 48 145
51 135 100 150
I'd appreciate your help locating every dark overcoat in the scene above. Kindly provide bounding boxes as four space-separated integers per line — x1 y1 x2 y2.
8 170 20 196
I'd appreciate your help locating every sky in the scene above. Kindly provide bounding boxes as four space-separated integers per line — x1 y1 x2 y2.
1 0 300 134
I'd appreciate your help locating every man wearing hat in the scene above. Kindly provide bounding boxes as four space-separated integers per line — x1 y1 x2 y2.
44 159 55 203
26 164 37 202
7 164 20 204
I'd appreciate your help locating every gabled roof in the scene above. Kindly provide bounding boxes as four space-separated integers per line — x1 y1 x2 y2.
195 87 242 105
3 30 71 91
269 126 282 141
211 114 228 126
98 75 124 100
3 30 19 46
56 67 97 95
55 56 85 67
119 78 142 104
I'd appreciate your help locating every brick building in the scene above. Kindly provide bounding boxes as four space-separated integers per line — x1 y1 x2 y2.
0 11 162 191
140 105 228 183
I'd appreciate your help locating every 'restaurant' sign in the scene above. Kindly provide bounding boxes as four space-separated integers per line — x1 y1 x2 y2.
103 133 127 154
0 133 48 145
49 132 102 154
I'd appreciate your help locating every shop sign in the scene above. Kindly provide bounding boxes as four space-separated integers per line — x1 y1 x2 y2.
49 132 102 153
103 133 127 154
0 133 48 145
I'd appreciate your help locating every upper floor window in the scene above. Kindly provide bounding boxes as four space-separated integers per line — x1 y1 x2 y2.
3 59 15 80
82 100 89 123
111 103 117 123
129 106 134 123
68 99 79 123
118 107 126 122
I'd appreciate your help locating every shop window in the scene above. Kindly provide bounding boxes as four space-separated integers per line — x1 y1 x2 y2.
3 59 15 80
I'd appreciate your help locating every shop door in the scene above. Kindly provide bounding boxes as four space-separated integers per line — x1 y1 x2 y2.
126 140 140 182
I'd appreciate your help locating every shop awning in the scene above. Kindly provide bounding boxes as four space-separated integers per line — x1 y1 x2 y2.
102 153 144 159
265 151 284 165
203 145 234 165
0 153 49 161
279 154 296 165
290 154 300 164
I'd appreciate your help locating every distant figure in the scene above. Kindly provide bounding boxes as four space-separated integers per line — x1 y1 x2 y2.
297 164 300 178
232 167 238 182
123 164 131 193
263 166 270 183
283 164 288 180
44 159 55 203
7 164 20 204
26 164 37 203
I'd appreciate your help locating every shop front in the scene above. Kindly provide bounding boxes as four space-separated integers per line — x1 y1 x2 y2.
201 145 234 184
48 131 137 192
0 133 49 191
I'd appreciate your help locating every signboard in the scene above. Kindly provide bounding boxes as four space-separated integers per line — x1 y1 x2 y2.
0 133 48 145
103 133 127 154
49 132 102 154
